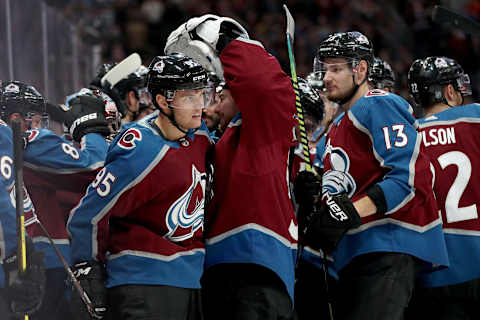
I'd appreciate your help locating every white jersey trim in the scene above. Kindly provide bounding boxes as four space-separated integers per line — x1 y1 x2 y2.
347 216 443 235
89 144 171 260
418 116 480 128
236 38 264 49
443 228 480 237
107 248 205 262
205 223 298 250
32 237 70 245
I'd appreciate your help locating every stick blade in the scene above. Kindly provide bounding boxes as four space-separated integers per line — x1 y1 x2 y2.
101 53 142 89
283 4 295 42
432 5 480 36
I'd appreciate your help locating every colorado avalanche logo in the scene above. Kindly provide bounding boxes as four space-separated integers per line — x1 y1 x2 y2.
118 128 142 150
9 185 36 222
322 139 356 198
164 165 205 242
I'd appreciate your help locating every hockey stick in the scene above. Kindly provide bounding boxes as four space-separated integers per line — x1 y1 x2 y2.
432 5 480 36
283 4 313 173
283 5 334 320
31 216 102 319
12 120 28 320
101 53 142 89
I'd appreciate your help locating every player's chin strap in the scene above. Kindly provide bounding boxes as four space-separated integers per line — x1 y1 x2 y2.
158 105 190 135
336 74 367 106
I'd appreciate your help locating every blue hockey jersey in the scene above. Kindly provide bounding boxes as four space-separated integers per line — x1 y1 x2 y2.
23 129 108 268
68 112 213 289
0 120 22 287
417 104 480 287
320 90 449 273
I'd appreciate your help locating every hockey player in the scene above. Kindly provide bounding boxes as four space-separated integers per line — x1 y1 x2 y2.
407 56 479 320
1 80 111 320
0 119 46 319
368 56 396 92
67 53 213 320
301 31 449 320
202 72 223 139
165 14 297 319
87 61 152 124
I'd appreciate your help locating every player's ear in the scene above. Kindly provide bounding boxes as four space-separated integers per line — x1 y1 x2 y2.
155 94 168 112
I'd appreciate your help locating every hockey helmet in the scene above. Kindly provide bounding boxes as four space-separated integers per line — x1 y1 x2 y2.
368 57 396 90
147 53 211 107
314 31 374 76
408 56 471 107
0 81 48 128
297 77 325 124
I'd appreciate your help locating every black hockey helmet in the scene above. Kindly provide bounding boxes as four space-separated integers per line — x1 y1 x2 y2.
0 81 47 124
408 56 471 107
147 53 209 105
297 77 325 123
314 31 374 72
368 57 396 90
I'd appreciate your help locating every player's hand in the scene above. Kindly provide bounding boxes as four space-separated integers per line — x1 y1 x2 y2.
63 94 110 142
294 171 321 209
304 193 362 253
71 260 107 320
3 239 46 316
164 14 249 81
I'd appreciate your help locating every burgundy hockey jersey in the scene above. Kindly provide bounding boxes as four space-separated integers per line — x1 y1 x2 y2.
418 104 480 287
321 90 448 273
68 114 213 289
204 39 298 300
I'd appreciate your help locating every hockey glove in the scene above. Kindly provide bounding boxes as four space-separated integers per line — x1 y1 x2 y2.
304 193 362 253
3 239 46 316
294 171 321 210
71 260 107 320
63 94 110 143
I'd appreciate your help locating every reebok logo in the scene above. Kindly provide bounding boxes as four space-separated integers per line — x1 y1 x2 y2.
70 113 97 135
325 194 349 222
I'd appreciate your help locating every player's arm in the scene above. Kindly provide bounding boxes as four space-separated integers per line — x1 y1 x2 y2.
350 96 420 216
67 128 151 263
220 39 296 144
23 129 108 172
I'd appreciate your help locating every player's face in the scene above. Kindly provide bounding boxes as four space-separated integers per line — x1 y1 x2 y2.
171 89 205 130
322 58 355 102
202 92 221 130
214 89 239 131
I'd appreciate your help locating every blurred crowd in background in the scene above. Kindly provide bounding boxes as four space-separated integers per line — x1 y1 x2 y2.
19 0 480 102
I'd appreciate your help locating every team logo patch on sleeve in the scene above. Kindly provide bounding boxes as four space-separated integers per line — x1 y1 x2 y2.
26 129 40 142
365 89 389 97
118 128 142 150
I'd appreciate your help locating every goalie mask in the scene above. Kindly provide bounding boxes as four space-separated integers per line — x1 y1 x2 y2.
0 81 49 129
408 56 471 107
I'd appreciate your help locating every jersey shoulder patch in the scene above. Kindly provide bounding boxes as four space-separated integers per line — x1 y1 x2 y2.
117 127 143 150
365 89 389 97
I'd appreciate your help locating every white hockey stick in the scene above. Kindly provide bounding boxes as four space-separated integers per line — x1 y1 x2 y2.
101 53 142 89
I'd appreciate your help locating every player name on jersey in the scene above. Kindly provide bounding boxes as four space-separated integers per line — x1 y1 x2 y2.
420 127 456 147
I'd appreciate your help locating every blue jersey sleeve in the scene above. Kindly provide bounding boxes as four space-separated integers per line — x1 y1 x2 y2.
349 93 419 213
0 123 20 259
67 126 166 263
314 135 326 168
23 129 108 173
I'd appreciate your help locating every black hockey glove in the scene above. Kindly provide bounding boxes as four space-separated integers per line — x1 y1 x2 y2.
294 171 321 210
3 240 46 316
304 193 362 253
71 260 107 320
63 95 110 143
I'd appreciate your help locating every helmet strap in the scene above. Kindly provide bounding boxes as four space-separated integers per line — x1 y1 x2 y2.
158 102 190 135
337 73 367 106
